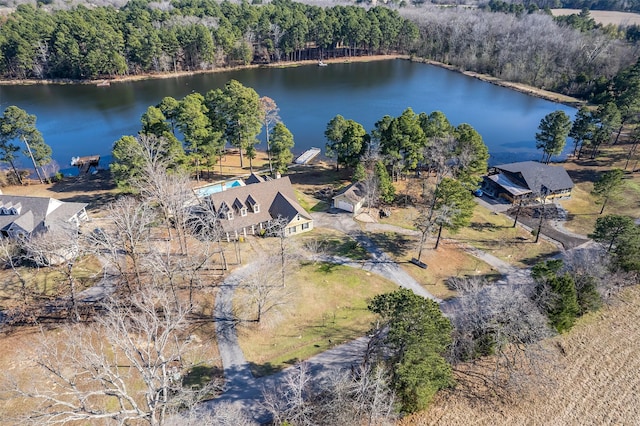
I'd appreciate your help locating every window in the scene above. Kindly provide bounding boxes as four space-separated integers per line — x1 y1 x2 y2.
302 222 310 230
289 226 296 234
253 204 260 213
226 211 234 220
241 207 248 217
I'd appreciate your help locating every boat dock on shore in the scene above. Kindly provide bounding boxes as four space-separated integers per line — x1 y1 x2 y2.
294 147 321 165
71 155 100 174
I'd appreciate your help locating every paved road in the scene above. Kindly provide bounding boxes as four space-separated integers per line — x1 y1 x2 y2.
208 211 443 422
208 209 592 422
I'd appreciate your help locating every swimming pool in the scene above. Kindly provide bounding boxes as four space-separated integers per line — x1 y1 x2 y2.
194 179 245 197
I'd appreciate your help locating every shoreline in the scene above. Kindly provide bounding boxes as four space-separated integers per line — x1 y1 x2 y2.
0 54 584 107
0 54 408 87
412 58 585 108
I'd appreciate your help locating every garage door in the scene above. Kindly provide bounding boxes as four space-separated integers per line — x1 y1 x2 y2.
335 200 354 212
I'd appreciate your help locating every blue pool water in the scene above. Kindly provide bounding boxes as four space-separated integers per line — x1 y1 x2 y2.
194 179 244 197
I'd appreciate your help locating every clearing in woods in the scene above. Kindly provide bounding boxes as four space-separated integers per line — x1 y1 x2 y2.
551 9 640 26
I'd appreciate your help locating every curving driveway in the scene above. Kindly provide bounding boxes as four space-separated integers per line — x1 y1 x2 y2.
207 209 594 422
206 211 477 421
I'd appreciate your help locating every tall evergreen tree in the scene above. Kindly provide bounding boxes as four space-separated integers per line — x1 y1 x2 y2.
325 115 368 171
535 110 572 164
368 289 453 413
591 168 626 214
269 122 294 174
0 106 51 183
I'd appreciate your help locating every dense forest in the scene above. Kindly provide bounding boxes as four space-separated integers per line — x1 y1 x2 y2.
0 0 417 79
1 0 640 98
403 5 639 97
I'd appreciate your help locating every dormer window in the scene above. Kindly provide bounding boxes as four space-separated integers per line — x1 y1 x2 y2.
218 202 232 220
241 207 248 217
246 195 260 213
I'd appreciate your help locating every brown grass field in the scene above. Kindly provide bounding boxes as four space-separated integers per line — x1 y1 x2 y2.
551 8 640 26
404 286 640 426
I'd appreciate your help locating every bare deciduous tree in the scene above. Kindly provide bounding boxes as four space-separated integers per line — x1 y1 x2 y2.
262 362 316 426
447 277 553 394
266 215 291 287
0 237 28 304
7 285 221 425
132 135 196 256
236 255 292 324
22 224 90 322
262 362 397 426
404 7 636 95
260 96 281 174
165 401 255 426
95 197 155 293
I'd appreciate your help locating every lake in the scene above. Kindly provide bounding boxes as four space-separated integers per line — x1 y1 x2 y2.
0 59 575 174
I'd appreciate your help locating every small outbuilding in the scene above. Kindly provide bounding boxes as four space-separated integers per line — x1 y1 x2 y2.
332 182 366 215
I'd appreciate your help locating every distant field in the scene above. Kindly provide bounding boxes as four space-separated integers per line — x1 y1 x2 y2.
404 286 640 426
551 8 640 26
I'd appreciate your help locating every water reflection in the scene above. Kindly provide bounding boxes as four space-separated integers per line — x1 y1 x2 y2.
0 59 575 170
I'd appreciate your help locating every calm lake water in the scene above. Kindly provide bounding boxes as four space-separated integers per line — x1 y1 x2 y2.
0 59 575 174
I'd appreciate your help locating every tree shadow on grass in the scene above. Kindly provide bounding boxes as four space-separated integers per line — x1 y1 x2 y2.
249 361 289 378
49 169 119 210
518 250 562 267
367 232 413 259
288 164 351 186
317 262 340 274
470 221 506 232
183 365 224 388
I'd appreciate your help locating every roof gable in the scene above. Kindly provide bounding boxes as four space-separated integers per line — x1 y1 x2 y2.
334 182 366 203
0 195 88 235
494 161 574 193
204 176 309 232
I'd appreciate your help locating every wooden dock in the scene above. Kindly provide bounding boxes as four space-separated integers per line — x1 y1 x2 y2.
294 147 321 165
71 155 100 174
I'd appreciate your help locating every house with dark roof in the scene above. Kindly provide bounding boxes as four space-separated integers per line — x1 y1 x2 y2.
0 195 89 239
481 161 574 203
332 182 366 215
201 174 313 241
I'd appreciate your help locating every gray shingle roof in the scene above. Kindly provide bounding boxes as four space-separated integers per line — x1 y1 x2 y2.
0 195 87 235
494 161 574 193
334 182 366 203
205 176 311 233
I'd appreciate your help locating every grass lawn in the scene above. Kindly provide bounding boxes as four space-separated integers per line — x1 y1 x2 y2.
377 205 421 230
560 175 640 236
373 203 559 269
559 144 640 235
295 189 329 213
366 231 497 300
454 204 560 268
298 228 370 260
236 262 397 376
0 255 103 309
